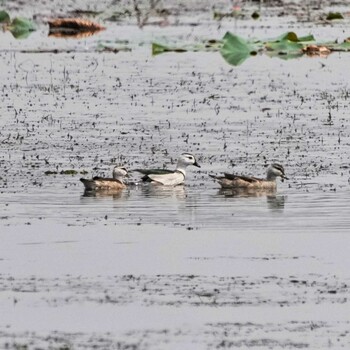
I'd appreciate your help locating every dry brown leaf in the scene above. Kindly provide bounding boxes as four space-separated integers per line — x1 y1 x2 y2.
303 44 331 57
48 18 105 33
48 31 99 39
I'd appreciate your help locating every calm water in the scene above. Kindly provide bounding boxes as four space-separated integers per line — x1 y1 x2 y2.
0 50 350 232
1 184 350 232
1 0 350 348
1 49 350 232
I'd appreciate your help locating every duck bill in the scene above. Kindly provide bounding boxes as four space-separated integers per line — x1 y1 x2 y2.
281 175 289 182
193 161 201 168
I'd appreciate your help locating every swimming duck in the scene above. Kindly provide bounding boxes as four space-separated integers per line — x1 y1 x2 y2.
210 163 287 189
134 153 200 186
80 166 128 191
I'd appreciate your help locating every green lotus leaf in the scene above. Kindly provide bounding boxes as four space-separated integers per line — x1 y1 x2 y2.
297 34 315 42
9 17 36 39
265 40 304 55
152 43 172 55
220 32 259 66
0 10 10 23
269 32 315 43
324 40 350 52
273 32 299 42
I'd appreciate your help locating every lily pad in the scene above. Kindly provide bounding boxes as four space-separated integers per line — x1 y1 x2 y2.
297 34 316 42
8 17 36 39
0 10 10 23
269 32 315 43
265 40 304 56
153 31 350 67
322 40 350 52
220 32 259 66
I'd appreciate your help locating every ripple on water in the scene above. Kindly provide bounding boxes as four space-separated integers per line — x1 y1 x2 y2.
1 183 350 232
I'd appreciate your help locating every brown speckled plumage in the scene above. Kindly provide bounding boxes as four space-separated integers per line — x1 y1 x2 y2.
80 166 128 191
210 164 287 189
80 177 126 191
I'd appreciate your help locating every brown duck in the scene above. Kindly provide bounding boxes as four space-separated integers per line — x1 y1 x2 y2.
210 163 288 190
80 166 128 191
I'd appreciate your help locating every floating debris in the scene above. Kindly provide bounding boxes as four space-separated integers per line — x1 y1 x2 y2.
48 18 105 38
44 170 87 175
326 12 344 20
303 45 331 57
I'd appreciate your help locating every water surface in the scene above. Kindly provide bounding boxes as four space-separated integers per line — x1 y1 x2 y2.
1 0 350 348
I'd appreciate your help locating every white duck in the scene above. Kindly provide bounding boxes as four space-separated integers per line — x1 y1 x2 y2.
134 153 200 186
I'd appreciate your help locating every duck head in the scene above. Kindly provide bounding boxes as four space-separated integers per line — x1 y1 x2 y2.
267 163 288 181
177 153 201 168
113 166 129 182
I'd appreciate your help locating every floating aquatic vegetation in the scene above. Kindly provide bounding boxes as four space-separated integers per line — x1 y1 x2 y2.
326 12 344 21
105 9 133 22
213 9 242 21
68 9 104 17
221 32 350 66
302 45 331 57
48 18 105 38
322 38 350 52
0 10 36 39
221 32 317 65
152 31 350 66
213 7 261 21
152 40 222 55
44 170 87 175
97 40 131 53
251 11 260 20
220 32 260 66
0 10 10 23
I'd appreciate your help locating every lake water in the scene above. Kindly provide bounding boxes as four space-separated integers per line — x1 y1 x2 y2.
1 0 350 348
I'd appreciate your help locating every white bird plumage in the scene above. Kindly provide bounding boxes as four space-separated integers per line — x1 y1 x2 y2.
134 153 200 186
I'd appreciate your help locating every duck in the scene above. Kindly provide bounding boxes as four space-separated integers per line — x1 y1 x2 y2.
134 153 200 186
209 163 287 190
80 166 128 191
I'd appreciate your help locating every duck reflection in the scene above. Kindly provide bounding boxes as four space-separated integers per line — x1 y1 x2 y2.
266 194 286 211
82 189 131 200
140 184 187 199
217 188 286 211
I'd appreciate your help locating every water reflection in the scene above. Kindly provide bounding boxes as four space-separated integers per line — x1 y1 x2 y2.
81 189 131 200
140 184 187 199
266 195 286 212
217 189 286 212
